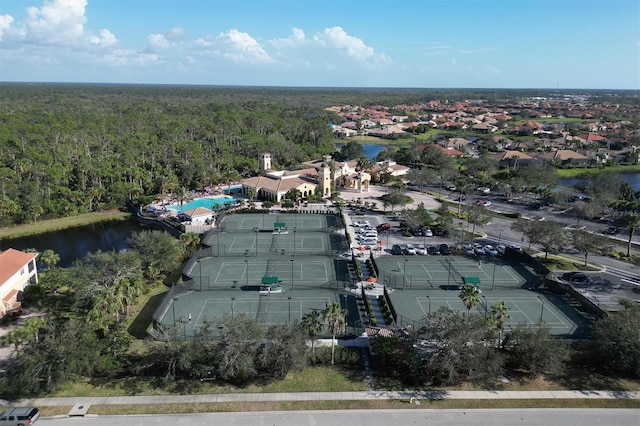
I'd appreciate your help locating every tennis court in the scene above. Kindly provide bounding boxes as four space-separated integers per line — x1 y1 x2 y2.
153 213 360 339
375 256 536 291
219 213 342 233
376 255 590 337
202 228 347 257
189 254 348 291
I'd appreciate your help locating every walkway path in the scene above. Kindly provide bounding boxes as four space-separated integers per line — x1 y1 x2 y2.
4 390 639 408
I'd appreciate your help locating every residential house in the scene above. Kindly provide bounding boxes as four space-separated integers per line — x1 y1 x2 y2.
490 150 537 169
471 122 498 133
0 248 38 315
536 149 591 167
368 160 410 182
433 145 464 157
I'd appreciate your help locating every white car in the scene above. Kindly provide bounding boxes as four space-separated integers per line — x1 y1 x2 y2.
424 228 433 237
415 244 427 255
405 244 417 255
477 187 491 194
484 244 498 256
353 220 370 228
496 244 507 255
483 200 492 207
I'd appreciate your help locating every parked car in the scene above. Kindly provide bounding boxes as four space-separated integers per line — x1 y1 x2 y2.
424 228 433 237
415 244 427 255
477 187 491 194
496 244 507 255
391 244 407 255
483 200 492 207
0 407 40 426
455 195 467 201
474 243 486 255
562 272 591 284
439 244 452 255
412 228 425 236
603 226 619 235
484 244 498 256
376 222 391 231
427 246 440 255
353 220 370 227
405 244 417 255
432 227 448 236
447 185 457 191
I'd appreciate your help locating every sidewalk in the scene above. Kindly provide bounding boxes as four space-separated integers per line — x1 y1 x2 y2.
4 390 639 407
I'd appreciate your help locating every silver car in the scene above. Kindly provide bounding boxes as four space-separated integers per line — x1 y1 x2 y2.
0 408 40 426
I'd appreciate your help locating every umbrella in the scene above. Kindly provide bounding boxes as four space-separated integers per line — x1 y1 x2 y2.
367 276 377 283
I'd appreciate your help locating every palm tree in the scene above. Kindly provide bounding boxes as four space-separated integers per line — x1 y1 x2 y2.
612 200 640 257
356 156 373 173
24 316 47 344
3 329 26 353
489 301 511 347
176 186 193 212
301 309 323 359
322 302 348 365
39 249 60 270
459 283 481 319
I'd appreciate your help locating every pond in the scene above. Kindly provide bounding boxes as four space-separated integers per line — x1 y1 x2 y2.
335 143 387 161
0 220 142 268
556 172 640 191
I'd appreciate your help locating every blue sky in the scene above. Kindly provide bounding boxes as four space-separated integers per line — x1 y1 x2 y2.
0 0 638 89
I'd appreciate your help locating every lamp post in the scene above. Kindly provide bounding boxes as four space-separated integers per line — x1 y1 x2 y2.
293 227 297 256
231 297 235 319
482 295 488 318
291 258 295 291
538 296 545 324
498 228 503 245
198 259 203 291
288 296 292 323
253 227 259 257
402 257 407 290
426 295 431 316
244 259 249 287
491 260 497 291
447 256 452 288
172 297 177 327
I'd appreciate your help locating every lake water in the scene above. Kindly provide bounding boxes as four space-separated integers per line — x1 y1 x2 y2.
335 143 387 161
556 173 640 191
0 220 142 268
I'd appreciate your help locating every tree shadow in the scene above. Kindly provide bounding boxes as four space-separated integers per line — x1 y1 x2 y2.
127 291 168 339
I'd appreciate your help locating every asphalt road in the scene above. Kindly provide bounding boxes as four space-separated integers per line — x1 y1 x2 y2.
39 409 640 426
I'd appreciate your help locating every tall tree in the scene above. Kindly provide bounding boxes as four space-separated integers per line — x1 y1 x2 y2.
459 283 481 319
570 229 610 267
301 309 323 359
488 301 511 347
39 249 60 270
322 302 348 365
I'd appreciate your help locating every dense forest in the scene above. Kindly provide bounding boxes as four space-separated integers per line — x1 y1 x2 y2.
1 84 638 226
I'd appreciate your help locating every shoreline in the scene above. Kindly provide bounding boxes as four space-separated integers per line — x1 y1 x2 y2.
0 210 131 240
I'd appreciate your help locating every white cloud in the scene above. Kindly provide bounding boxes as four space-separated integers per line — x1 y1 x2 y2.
167 26 186 40
460 47 499 54
24 0 88 44
217 29 272 63
147 33 170 52
89 28 117 47
0 15 14 41
313 26 389 64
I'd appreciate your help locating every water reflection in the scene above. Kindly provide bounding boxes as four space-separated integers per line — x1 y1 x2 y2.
0 220 142 268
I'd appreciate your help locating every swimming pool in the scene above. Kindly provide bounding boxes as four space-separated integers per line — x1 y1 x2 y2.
168 194 243 211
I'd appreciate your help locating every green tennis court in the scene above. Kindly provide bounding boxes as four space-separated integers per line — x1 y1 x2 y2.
153 213 359 339
375 256 536 291
218 213 342 233
375 255 590 337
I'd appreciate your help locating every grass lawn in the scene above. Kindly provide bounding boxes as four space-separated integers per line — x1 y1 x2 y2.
555 164 640 178
0 210 131 239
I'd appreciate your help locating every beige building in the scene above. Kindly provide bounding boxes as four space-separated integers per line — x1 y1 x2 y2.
0 248 38 315
241 153 372 202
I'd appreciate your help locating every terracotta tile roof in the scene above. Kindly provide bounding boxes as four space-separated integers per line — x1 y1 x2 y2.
433 145 463 156
0 248 37 287
491 150 534 161
554 149 589 160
